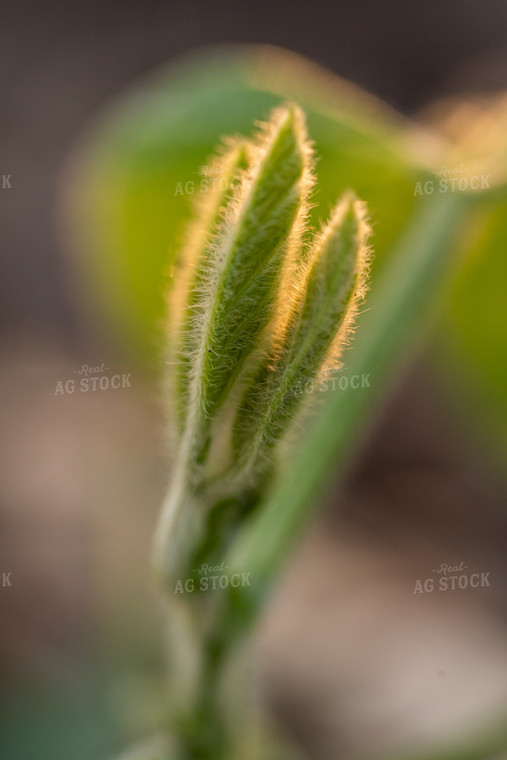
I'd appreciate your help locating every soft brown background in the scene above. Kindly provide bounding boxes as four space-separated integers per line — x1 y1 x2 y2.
1 2 507 759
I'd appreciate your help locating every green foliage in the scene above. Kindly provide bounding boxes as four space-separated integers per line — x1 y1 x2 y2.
440 195 507 464
67 45 507 475
185 106 309 456
234 193 370 473
150 104 372 760
226 192 469 600
62 46 507 760
153 104 370 595
68 46 424 370
172 143 249 429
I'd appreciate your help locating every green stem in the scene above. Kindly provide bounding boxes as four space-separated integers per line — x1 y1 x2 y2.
160 191 473 759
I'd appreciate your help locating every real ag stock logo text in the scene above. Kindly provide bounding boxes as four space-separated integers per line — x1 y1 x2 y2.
54 362 132 395
174 562 252 594
413 164 490 196
413 561 491 594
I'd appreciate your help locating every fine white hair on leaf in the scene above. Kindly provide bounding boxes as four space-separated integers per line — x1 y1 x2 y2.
154 103 372 591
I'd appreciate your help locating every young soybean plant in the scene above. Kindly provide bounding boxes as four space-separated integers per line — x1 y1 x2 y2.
152 104 370 759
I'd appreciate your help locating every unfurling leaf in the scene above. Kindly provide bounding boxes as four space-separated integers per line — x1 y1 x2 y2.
233 193 370 474
154 103 371 592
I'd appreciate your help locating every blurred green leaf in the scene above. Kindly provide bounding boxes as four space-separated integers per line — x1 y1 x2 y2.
438 195 507 466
